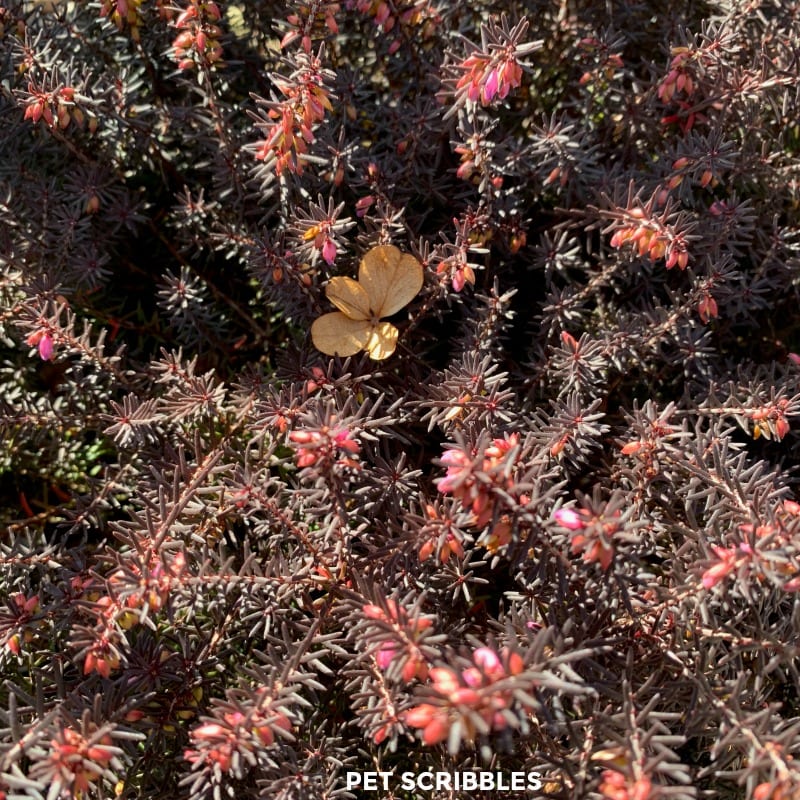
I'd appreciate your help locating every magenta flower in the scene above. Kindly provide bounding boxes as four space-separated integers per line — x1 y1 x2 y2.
26 330 55 361
553 507 585 531
321 236 337 265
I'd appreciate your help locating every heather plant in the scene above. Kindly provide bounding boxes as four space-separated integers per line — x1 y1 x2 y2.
1 0 800 798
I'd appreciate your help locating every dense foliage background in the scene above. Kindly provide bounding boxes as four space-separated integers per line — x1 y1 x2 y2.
2 0 800 797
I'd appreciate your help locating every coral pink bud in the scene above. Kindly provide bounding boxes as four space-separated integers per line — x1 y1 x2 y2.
362 604 385 619
333 430 359 453
295 452 318 467
253 724 274 745
440 449 468 467
87 744 115 762
405 704 436 727
175 7 196 27
456 160 475 180
697 294 718 324
621 440 643 455
561 330 578 349
610 229 629 248
544 166 562 185
452 687 481 705
505 650 524 675
784 499 800 515
422 717 449 744
430 667 460 696
402 658 423 683
702 547 737 589
667 174 684 189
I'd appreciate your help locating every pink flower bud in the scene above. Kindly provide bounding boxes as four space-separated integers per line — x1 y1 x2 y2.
37 333 54 361
473 646 502 675
482 69 499 103
553 508 585 530
376 643 395 670
321 237 337 265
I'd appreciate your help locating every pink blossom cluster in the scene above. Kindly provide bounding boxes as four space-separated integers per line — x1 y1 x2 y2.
753 776 798 800
609 207 689 270
253 55 334 176
289 424 360 469
346 0 440 54
25 329 55 360
2 592 40 656
98 0 147 39
598 769 653 800
553 506 620 571
657 47 696 104
109 549 188 615
657 46 712 131
44 726 117 797
436 434 520 528
404 647 524 746
436 250 476 292
184 699 292 773
417 503 465 564
363 600 433 683
281 3 340 53
171 1 224 70
701 500 800 592
455 50 524 106
301 222 338 265
79 596 125 679
64 549 189 680
23 85 93 132
749 398 791 441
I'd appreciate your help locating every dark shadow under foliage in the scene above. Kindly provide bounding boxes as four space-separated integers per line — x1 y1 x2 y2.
2 0 800 798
